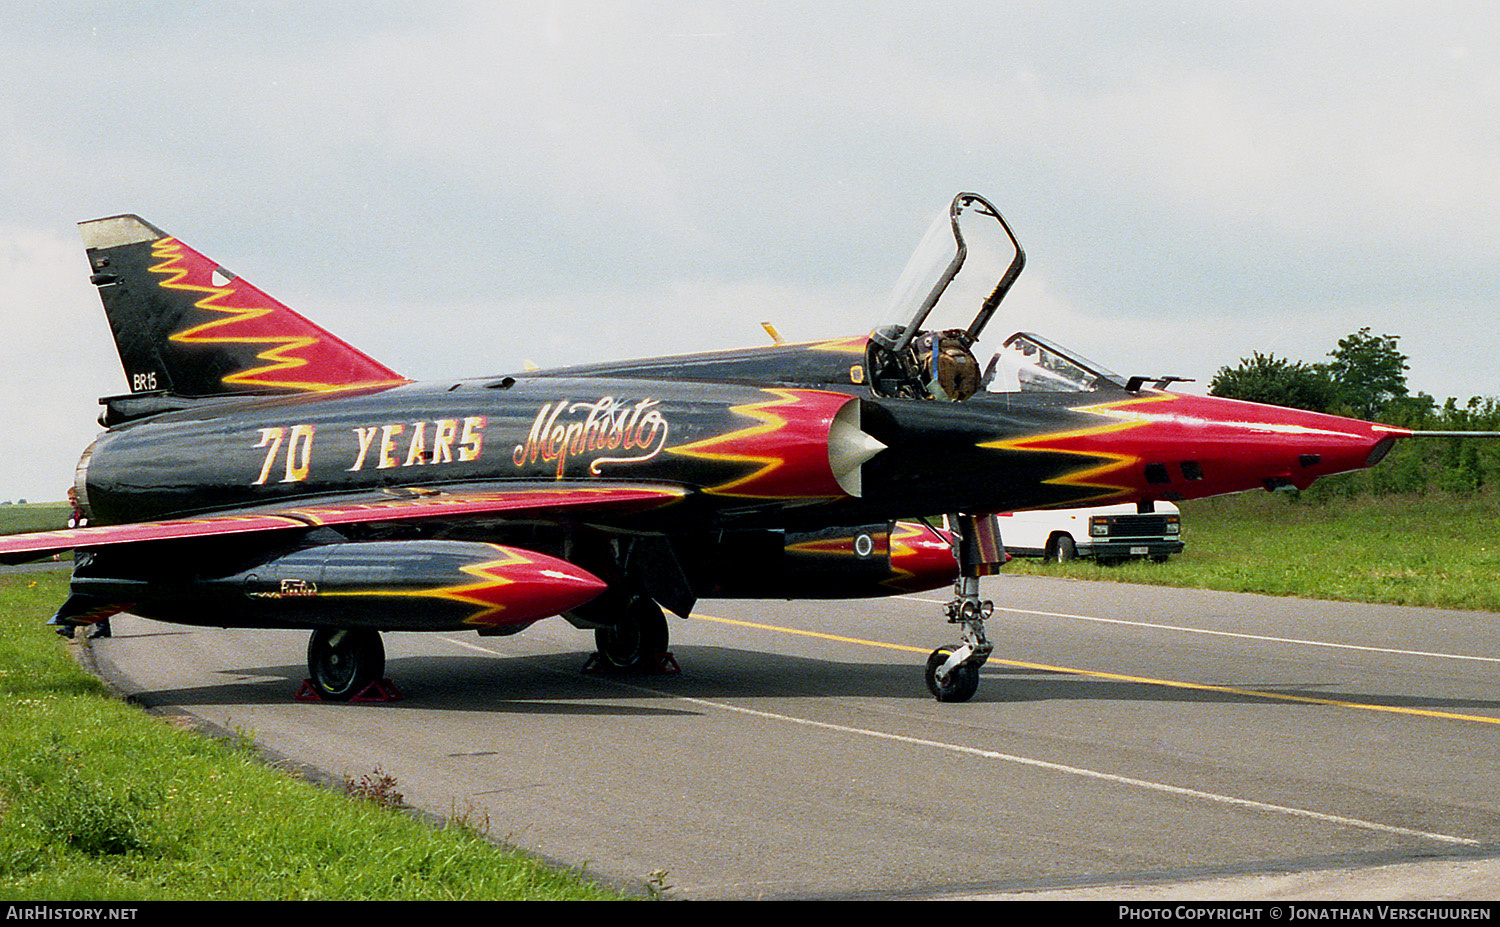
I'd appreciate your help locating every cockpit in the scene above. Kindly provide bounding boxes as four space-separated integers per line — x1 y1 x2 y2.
866 193 1128 401
986 332 1126 394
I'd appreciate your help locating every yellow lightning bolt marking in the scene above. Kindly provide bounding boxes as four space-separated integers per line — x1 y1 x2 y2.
784 535 877 556
808 335 869 354
883 520 940 591
979 392 1179 505
320 545 529 625
668 388 838 498
149 238 402 392
281 486 689 527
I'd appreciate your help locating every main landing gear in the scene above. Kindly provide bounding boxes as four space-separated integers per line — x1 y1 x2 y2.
924 513 1002 703
302 628 397 702
582 592 679 675
592 594 669 669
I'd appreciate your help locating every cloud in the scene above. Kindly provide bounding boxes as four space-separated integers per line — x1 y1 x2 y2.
1 2 1498 501
303 275 888 382
0 224 116 501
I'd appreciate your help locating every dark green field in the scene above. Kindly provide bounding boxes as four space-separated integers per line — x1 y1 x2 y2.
0 502 68 536
1008 490 1500 612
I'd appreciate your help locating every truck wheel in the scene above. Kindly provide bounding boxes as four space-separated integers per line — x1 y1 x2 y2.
1050 534 1076 563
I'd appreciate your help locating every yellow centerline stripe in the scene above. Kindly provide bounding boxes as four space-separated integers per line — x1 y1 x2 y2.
698 613 926 653
694 614 1500 726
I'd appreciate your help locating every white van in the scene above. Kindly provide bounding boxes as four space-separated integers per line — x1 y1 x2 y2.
996 502 1183 563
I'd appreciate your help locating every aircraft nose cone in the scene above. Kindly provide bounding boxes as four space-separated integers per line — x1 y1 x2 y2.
1117 394 1410 499
1279 419 1404 490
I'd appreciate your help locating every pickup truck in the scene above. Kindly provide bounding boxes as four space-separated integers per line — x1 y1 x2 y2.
996 502 1183 563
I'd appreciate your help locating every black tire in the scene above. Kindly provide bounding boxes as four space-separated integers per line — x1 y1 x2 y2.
1150 554 1171 563
1050 534 1076 563
924 647 980 703
307 628 385 701
594 595 669 670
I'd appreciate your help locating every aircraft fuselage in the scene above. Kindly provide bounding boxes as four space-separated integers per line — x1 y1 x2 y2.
80 347 1397 534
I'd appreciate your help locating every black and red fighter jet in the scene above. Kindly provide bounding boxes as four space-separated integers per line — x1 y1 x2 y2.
0 194 1444 702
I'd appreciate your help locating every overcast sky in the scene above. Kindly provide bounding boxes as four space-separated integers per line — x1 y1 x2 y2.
2 2 1497 502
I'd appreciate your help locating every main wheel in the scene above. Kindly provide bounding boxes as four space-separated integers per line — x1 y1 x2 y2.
1050 534 1076 563
307 628 385 701
925 647 980 703
593 595 669 670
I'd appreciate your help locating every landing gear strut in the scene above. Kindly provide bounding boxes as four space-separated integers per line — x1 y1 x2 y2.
925 513 1002 702
306 628 386 701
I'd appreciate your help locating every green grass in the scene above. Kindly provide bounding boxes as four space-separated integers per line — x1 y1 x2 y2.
0 573 625 901
0 502 69 537
1006 491 1500 611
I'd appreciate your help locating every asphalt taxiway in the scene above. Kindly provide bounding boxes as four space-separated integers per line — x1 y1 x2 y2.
80 575 1500 900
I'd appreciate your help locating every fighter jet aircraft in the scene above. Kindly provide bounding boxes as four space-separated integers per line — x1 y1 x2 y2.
0 194 1431 702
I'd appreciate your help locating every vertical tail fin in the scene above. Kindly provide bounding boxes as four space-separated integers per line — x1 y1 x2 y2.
80 215 407 397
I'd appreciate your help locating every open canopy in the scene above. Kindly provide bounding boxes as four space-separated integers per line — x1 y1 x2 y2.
866 193 1128 401
874 192 1024 356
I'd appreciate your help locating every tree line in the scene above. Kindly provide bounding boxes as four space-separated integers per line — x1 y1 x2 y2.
1208 328 1500 497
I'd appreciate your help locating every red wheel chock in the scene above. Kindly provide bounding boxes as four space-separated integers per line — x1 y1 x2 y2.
294 679 403 702
352 679 403 702
581 651 680 676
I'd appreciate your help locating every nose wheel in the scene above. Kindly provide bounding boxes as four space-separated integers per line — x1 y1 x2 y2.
925 579 993 702
925 647 980 702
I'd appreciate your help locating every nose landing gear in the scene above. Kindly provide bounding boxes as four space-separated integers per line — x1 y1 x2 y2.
925 576 993 702
924 514 1003 703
